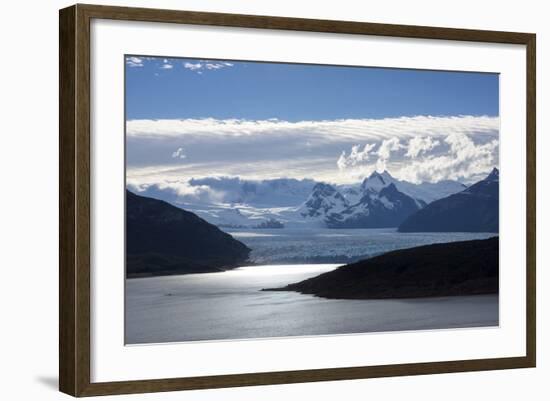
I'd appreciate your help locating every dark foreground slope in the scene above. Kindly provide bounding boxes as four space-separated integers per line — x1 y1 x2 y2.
126 190 250 277
398 168 499 233
266 237 498 299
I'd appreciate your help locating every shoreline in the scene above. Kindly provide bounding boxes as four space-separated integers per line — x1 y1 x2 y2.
264 237 499 300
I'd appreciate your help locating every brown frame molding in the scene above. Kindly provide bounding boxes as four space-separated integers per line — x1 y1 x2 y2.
59 3 536 397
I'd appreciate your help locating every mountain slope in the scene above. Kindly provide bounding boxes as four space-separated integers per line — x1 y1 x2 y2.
293 170 465 228
299 183 349 218
126 190 250 277
327 183 424 228
266 237 498 299
398 168 499 233
353 170 466 205
298 171 431 228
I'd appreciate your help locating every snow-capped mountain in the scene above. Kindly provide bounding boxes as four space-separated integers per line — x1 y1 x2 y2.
296 170 468 228
299 173 427 228
352 170 466 205
299 183 349 219
360 171 393 193
128 171 468 229
327 183 425 228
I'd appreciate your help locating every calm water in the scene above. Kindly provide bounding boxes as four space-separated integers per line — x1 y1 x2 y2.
126 263 498 344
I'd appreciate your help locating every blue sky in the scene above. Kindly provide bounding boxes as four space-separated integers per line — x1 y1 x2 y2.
126 56 499 121
125 56 499 188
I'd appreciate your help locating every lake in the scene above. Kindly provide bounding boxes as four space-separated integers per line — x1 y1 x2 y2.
126 228 498 344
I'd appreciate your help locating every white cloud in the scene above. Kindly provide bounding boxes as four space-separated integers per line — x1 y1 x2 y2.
127 158 335 188
127 115 498 141
126 56 143 67
397 132 498 183
377 137 403 160
373 138 403 171
406 136 440 158
171 147 186 159
337 143 376 170
336 153 346 170
182 61 234 72
129 180 226 204
183 62 202 71
126 57 235 71
331 124 497 183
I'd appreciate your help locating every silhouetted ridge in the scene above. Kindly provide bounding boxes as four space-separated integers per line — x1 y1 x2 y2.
126 190 250 277
398 169 499 233
265 237 498 299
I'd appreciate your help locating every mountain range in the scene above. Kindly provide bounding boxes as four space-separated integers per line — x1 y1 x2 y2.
128 169 500 230
325 182 426 228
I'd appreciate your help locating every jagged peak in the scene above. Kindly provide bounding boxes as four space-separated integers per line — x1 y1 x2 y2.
368 169 393 179
361 170 395 191
485 167 499 182
312 182 335 192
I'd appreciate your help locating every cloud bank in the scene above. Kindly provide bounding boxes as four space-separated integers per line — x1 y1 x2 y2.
126 115 499 186
127 115 498 141
406 136 440 158
337 132 498 184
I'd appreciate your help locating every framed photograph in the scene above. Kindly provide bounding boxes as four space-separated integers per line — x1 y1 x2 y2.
59 4 536 397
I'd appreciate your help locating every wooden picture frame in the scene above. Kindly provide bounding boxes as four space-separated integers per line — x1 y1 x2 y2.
59 3 536 397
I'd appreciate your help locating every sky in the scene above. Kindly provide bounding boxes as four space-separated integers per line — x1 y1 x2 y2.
125 55 499 191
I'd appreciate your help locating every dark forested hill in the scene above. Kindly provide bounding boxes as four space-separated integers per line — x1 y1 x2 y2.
398 168 499 233
265 237 498 299
126 190 250 277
